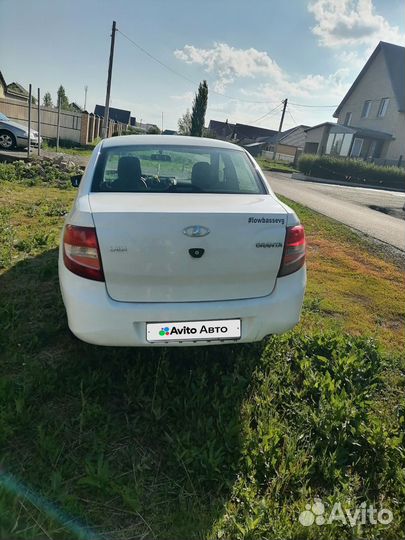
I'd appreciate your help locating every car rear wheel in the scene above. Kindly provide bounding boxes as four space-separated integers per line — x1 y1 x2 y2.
0 130 17 150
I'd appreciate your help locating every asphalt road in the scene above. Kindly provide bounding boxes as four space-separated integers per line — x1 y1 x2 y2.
265 172 405 252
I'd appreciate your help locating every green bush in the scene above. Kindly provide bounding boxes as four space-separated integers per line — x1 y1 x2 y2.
43 138 81 149
297 154 405 189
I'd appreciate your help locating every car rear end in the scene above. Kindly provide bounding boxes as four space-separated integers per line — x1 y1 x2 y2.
59 136 306 346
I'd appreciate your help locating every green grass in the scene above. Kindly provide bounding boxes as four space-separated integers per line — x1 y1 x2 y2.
0 173 404 539
42 139 100 157
257 158 297 174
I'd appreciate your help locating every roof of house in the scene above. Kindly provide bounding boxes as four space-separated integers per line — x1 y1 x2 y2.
280 125 310 138
208 119 235 139
334 41 405 117
351 126 394 140
233 123 277 141
243 141 268 148
304 122 335 132
94 104 131 124
70 102 83 112
305 122 393 140
255 125 310 144
7 81 29 98
0 72 31 100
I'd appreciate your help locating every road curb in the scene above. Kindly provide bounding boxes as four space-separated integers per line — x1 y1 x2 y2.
290 172 405 193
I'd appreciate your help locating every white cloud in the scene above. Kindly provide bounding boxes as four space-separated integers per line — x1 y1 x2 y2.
170 91 194 102
172 0 404 129
174 42 284 92
173 40 353 105
175 42 351 105
173 39 356 128
308 0 405 48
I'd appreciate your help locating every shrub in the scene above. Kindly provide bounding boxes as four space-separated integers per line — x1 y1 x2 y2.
43 138 81 149
297 154 405 189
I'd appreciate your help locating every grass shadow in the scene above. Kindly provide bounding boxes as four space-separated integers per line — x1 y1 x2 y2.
0 248 262 539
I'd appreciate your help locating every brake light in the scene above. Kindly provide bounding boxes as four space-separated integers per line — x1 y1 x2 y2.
63 225 104 281
278 225 306 277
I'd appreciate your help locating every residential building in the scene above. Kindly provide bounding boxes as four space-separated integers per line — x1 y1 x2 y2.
0 71 29 102
207 119 235 140
304 42 405 165
232 123 278 144
276 125 309 149
94 105 131 125
70 102 83 113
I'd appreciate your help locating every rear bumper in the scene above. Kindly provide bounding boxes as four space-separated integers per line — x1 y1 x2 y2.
59 256 306 346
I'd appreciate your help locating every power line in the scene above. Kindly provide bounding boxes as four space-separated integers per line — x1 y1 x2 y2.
286 107 297 126
117 29 195 85
117 28 280 105
249 102 284 124
116 27 342 111
289 102 337 108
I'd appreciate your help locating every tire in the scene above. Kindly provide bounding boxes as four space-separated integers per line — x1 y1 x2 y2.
0 130 17 150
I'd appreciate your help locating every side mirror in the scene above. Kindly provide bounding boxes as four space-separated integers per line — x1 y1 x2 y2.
71 174 82 188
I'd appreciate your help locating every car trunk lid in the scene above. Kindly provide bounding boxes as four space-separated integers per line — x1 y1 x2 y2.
89 193 287 302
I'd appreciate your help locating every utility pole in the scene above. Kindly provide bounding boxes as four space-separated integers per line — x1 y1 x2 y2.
102 20 117 138
56 95 61 152
161 111 164 133
37 88 41 156
84 85 88 111
27 84 32 157
272 98 288 161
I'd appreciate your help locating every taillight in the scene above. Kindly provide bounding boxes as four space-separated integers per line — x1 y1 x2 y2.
63 225 104 282
278 225 306 277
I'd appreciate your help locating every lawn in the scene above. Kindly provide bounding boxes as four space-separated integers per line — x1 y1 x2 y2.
0 170 404 539
42 139 100 157
256 158 298 174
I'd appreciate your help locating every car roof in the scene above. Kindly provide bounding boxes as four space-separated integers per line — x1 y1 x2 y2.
101 134 243 151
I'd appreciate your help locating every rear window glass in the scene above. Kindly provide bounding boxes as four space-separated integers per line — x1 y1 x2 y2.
91 145 265 194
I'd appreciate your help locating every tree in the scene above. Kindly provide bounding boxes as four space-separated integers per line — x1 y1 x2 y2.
190 80 208 137
177 109 192 135
147 125 161 134
43 92 53 107
57 85 70 110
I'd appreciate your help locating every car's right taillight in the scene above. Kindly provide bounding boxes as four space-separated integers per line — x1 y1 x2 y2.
278 224 306 277
63 224 104 282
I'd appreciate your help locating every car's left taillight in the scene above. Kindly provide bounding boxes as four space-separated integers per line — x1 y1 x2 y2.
63 225 104 282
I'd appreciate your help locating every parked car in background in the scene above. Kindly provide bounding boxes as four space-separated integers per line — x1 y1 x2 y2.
0 112 42 149
59 135 306 347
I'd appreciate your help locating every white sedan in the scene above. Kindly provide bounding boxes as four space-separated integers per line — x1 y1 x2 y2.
59 135 306 346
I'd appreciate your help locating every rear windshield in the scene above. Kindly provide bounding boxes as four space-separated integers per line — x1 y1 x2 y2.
91 145 265 194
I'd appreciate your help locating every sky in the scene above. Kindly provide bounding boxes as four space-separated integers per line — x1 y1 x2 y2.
1 0 404 131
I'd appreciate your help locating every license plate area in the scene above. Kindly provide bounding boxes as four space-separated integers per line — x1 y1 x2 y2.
146 319 241 342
